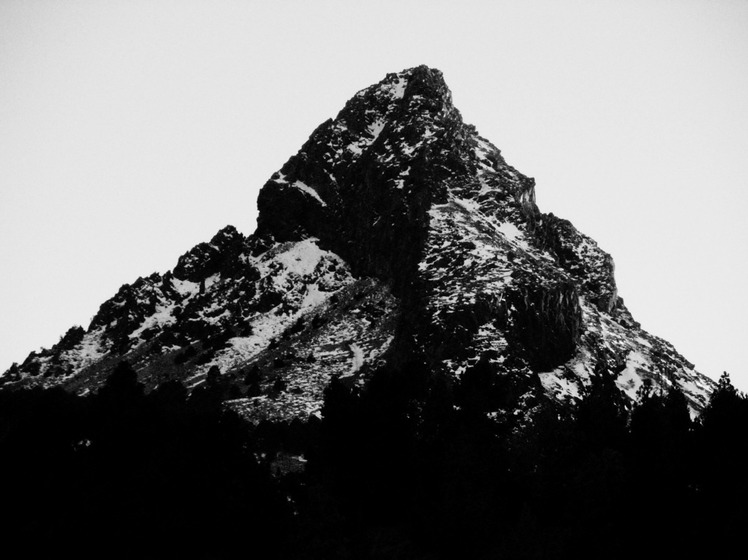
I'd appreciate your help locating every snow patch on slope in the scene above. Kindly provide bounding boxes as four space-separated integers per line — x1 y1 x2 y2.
171 278 200 297
539 367 583 401
391 76 407 99
291 180 326 206
367 119 386 141
67 328 107 370
616 350 649 400
130 302 177 341
272 239 330 277
346 343 365 376
200 238 354 377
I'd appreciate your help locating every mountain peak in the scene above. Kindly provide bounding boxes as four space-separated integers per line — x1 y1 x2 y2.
345 65 453 113
3 67 715 420
256 66 523 286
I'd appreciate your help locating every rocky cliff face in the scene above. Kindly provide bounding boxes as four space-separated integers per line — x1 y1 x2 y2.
2 66 714 418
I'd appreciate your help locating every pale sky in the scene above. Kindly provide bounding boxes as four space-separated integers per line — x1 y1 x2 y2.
1 1 747 390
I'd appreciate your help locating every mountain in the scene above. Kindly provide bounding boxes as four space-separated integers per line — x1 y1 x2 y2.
2 65 715 419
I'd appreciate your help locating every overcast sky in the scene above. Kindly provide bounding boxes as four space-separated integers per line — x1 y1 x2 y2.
1 1 747 390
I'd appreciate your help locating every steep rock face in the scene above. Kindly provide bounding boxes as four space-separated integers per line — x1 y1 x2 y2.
3 66 714 417
257 66 454 289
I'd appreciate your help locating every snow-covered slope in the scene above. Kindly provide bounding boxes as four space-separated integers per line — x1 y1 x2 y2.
3 65 714 418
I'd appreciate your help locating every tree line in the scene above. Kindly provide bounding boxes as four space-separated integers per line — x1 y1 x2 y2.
1 361 746 559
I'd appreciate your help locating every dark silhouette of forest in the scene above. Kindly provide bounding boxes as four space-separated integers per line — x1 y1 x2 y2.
1 361 747 559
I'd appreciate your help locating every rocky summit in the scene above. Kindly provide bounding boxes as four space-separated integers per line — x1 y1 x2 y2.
2 65 714 419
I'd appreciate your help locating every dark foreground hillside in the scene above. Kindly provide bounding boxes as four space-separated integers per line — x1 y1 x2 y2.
1 361 746 560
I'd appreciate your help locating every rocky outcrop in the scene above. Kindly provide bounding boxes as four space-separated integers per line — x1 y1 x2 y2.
173 225 252 282
508 282 582 371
